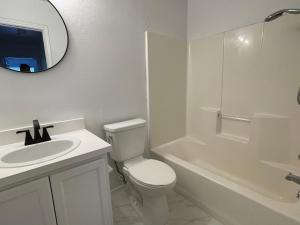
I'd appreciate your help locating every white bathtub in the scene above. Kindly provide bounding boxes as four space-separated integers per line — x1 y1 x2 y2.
151 137 300 225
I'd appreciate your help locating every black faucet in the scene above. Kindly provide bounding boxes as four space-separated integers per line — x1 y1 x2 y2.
33 120 42 144
16 120 54 146
16 130 34 146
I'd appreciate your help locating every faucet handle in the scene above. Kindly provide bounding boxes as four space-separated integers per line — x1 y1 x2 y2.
33 120 40 130
41 125 54 142
16 130 34 146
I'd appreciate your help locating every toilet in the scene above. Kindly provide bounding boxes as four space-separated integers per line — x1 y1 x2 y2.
104 118 176 225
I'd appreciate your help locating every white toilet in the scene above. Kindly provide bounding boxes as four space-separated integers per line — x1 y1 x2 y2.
104 118 176 225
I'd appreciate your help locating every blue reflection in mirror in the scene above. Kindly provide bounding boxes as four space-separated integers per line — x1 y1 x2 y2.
0 24 47 73
4 57 38 72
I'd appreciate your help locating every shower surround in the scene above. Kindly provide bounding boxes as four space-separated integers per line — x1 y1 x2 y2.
147 14 300 225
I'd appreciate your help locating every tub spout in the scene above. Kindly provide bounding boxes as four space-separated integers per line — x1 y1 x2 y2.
286 173 300 186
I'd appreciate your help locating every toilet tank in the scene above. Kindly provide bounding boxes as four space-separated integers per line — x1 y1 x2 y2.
104 118 147 162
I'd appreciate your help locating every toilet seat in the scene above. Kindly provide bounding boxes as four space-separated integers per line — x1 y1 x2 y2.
125 158 176 188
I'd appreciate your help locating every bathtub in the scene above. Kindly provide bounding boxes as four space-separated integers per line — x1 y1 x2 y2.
151 137 300 225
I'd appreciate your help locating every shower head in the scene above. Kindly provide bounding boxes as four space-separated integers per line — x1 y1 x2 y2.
265 9 300 22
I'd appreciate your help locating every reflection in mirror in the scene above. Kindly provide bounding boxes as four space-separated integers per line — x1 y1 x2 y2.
0 0 68 73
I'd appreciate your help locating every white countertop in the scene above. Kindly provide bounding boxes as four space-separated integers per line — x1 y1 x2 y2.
0 129 111 190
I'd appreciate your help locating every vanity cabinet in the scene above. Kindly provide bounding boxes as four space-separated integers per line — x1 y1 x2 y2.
0 177 56 225
0 158 113 225
50 158 113 225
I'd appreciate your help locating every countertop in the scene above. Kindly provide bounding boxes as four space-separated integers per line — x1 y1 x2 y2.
0 129 111 190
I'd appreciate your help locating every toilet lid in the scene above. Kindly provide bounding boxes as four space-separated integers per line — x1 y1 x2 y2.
127 159 176 187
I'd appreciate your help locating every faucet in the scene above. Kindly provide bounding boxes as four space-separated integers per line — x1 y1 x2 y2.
16 120 54 146
286 173 300 186
33 119 42 144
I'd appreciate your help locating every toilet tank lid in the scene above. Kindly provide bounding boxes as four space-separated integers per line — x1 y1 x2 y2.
104 118 146 132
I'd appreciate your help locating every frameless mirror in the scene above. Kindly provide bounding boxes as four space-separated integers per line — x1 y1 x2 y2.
0 0 68 73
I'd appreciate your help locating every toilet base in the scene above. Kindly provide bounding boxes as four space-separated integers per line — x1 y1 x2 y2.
142 194 169 225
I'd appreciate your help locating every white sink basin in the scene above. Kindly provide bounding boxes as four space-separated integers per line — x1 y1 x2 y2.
0 137 81 168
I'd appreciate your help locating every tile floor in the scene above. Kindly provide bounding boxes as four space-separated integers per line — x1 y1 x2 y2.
112 186 223 225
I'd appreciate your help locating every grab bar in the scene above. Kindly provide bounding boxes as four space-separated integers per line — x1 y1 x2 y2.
286 173 300 186
218 113 251 123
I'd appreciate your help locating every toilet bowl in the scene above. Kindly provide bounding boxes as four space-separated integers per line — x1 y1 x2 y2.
123 157 176 225
103 118 176 225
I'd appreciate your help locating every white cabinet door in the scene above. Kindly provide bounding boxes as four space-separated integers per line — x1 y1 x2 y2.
50 159 113 225
0 177 57 225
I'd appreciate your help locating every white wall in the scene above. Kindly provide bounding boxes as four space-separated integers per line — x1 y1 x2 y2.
145 0 187 39
0 0 187 137
188 0 300 39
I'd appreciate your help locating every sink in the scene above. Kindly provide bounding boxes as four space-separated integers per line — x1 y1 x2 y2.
0 137 81 168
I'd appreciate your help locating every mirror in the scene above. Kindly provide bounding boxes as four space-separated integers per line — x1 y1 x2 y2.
0 0 68 73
